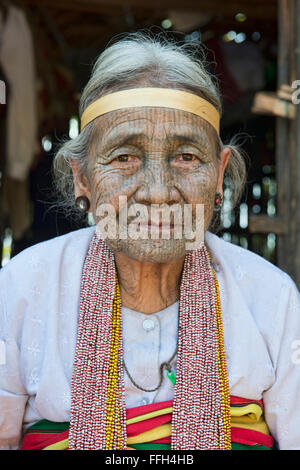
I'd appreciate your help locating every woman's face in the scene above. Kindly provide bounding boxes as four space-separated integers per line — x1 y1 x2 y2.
72 107 229 263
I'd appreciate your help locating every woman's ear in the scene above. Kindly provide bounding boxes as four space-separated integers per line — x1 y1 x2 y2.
69 158 91 206
216 147 230 195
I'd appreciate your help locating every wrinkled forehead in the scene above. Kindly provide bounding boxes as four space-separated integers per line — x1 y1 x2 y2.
88 107 217 154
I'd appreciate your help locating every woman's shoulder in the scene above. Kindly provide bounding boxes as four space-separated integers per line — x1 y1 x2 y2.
0 226 96 339
205 231 295 290
206 232 300 352
0 226 95 290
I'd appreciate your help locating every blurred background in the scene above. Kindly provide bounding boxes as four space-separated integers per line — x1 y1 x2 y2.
0 0 299 286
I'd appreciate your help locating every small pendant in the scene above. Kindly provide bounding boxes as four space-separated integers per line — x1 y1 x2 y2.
166 369 176 385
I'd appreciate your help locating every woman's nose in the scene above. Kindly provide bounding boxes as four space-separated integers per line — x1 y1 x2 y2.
134 162 180 205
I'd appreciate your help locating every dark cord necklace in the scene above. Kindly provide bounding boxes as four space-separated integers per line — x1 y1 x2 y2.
123 344 178 393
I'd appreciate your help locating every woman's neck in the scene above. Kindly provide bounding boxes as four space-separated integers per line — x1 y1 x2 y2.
114 251 185 314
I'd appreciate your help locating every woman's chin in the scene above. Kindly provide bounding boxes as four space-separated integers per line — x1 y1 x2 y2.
105 238 187 263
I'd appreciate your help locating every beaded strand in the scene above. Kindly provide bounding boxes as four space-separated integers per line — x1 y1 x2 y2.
212 267 231 450
105 275 123 449
69 233 231 450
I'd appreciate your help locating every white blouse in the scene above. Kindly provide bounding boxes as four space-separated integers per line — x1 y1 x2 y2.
0 226 299 450
122 301 179 409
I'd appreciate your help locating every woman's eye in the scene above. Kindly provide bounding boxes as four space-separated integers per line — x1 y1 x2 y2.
115 154 137 163
178 153 198 162
117 154 130 162
111 153 140 168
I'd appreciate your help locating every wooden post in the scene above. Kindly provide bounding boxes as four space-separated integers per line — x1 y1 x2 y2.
249 0 300 287
275 0 291 274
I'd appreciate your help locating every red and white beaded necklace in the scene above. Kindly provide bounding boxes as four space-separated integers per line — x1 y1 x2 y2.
69 231 231 450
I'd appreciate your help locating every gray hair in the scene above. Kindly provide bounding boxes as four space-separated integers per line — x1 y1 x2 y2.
53 31 247 222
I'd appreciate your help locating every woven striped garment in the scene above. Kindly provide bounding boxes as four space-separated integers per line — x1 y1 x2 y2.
21 396 275 450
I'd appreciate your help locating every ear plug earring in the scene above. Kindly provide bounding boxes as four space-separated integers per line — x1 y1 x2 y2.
214 192 223 208
75 196 90 212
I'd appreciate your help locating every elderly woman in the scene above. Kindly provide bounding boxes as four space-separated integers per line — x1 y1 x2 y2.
0 33 299 451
